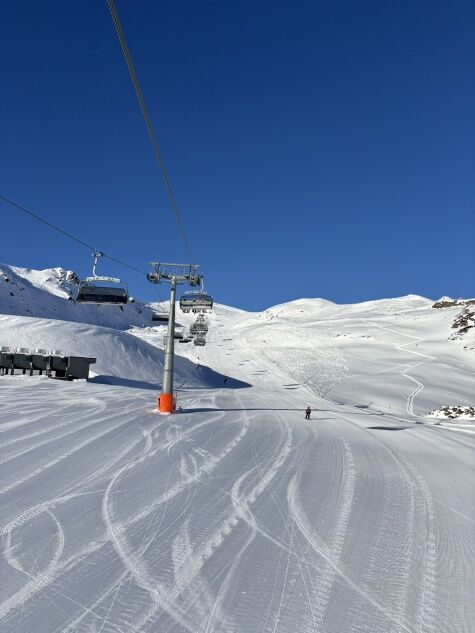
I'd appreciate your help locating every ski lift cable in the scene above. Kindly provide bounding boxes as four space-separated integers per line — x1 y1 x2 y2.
106 0 194 264
0 194 147 276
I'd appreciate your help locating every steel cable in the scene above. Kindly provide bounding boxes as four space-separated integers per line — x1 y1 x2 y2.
106 0 194 263
1 194 148 276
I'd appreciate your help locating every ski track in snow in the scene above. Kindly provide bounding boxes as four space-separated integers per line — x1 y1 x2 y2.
361 319 437 419
287 436 356 631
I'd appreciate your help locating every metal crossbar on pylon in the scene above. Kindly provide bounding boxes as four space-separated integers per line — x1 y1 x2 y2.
147 263 201 285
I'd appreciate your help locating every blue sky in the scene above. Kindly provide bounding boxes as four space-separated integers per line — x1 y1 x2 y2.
1 0 474 310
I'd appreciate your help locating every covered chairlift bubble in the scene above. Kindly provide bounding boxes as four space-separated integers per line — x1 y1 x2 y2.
77 252 128 305
179 290 213 313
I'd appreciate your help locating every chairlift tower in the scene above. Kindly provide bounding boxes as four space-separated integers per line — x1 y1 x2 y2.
147 263 201 413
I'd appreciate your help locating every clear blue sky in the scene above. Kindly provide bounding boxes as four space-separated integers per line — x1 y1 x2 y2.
1 0 474 310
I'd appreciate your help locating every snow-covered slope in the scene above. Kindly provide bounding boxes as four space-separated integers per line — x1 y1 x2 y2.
0 264 243 388
0 315 183 385
1 265 474 633
169 294 475 422
1 263 473 419
0 264 155 329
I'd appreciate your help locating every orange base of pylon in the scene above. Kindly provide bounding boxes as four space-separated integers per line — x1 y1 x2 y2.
158 393 176 414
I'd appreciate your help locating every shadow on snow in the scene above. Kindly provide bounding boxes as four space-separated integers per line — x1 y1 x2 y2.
90 366 252 391
366 425 410 431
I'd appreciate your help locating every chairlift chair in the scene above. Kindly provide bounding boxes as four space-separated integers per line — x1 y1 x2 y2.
190 321 208 335
194 336 206 347
77 252 128 305
179 291 213 313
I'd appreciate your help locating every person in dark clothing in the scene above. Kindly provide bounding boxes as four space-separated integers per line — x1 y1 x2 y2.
305 406 311 420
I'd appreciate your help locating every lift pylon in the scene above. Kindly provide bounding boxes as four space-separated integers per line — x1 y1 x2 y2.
147 263 201 414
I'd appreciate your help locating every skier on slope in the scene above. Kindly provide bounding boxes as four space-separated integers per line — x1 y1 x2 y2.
305 406 311 420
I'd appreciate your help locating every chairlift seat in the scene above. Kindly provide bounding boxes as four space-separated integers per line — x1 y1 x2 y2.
190 322 208 335
179 292 213 313
77 281 128 305
77 253 129 305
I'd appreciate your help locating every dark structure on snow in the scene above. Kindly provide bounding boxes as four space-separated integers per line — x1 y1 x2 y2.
0 347 96 380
